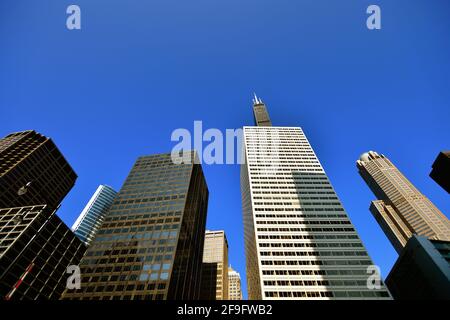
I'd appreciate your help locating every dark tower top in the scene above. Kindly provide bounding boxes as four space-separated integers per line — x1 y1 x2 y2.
252 94 272 127
430 151 450 193
0 130 77 210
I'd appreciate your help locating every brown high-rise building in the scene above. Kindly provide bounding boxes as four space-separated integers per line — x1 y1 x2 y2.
430 151 450 194
252 94 272 127
62 151 209 300
0 130 86 300
200 230 229 300
357 151 450 253
0 130 77 210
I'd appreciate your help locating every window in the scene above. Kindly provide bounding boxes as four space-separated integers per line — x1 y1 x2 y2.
160 272 169 280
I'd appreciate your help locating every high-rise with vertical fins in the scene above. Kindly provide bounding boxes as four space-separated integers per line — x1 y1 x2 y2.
241 96 391 300
357 151 450 253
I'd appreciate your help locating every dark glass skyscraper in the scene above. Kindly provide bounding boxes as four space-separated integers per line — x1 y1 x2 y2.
0 130 77 210
385 235 450 299
252 94 272 127
0 205 86 299
430 151 450 194
62 151 209 300
0 130 86 300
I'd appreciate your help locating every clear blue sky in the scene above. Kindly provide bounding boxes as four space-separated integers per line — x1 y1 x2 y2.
1 1 449 299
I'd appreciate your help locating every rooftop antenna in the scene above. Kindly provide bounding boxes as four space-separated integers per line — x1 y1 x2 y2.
253 92 262 104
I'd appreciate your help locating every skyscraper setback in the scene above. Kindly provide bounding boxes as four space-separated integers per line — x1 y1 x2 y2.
72 185 118 246
240 97 391 300
62 151 209 300
357 151 450 253
0 130 86 300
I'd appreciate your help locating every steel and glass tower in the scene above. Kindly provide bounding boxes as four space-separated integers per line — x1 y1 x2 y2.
241 96 391 300
0 130 77 210
357 151 450 253
72 185 118 246
62 151 209 300
0 130 85 300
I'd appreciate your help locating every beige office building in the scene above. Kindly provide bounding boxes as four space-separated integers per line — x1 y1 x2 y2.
240 96 391 300
357 151 450 253
228 266 243 300
200 230 229 300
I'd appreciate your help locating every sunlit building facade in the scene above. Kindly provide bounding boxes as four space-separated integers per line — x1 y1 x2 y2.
200 230 229 300
241 97 391 300
62 151 209 300
228 266 243 300
357 151 450 253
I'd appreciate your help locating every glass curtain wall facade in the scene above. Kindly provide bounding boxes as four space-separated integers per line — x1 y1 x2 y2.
0 130 85 300
62 151 208 300
0 205 86 299
0 130 77 210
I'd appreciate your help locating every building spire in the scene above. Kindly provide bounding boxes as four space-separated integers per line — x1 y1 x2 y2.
253 92 262 105
252 93 272 126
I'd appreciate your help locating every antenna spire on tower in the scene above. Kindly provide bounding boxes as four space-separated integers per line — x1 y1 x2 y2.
253 92 262 105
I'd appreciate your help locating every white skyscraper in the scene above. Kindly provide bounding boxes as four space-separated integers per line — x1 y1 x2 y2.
72 185 117 246
240 96 391 300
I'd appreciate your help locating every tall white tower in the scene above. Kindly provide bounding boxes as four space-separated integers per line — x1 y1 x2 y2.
240 96 391 300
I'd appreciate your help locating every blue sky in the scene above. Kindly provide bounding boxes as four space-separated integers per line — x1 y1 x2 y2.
1 1 449 299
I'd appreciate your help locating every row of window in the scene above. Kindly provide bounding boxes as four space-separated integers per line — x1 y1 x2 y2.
261 269 367 276
254 208 344 212
257 227 355 233
259 251 367 257
261 260 372 266
263 279 368 287
258 234 359 240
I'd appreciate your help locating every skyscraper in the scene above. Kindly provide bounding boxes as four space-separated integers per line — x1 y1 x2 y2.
252 94 272 127
0 130 86 300
430 151 450 193
357 151 450 253
0 130 77 211
200 230 229 300
72 185 118 246
62 151 209 300
241 96 391 300
228 266 243 300
385 235 450 299
0 205 86 299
